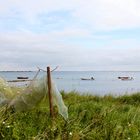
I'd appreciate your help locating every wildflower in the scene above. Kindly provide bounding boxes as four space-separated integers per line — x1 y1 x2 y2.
69 132 72 136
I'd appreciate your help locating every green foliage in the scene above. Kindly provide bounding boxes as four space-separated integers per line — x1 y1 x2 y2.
0 91 140 140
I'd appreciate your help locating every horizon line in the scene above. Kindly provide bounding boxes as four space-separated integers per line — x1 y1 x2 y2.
1 70 140 72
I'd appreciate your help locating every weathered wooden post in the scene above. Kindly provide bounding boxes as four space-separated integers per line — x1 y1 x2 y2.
47 66 54 118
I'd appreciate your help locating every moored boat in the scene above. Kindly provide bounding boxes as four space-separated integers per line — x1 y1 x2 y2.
17 77 29 79
81 77 95 80
118 77 133 81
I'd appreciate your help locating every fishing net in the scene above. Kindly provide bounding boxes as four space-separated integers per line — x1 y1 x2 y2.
9 76 46 111
0 71 68 120
51 81 68 119
0 77 14 106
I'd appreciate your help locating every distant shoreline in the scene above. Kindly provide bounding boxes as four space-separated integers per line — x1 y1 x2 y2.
0 70 34 72
1 70 140 72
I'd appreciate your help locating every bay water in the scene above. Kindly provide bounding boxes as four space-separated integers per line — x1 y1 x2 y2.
0 71 140 96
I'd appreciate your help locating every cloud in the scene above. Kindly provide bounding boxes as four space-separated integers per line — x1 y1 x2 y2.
1 0 140 30
0 0 140 70
73 0 140 30
0 29 140 71
0 26 140 70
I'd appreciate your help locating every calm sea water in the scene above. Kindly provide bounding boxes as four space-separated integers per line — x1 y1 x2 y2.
0 71 140 96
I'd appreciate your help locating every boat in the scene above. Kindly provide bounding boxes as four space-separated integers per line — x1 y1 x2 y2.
17 77 29 79
118 77 133 81
81 77 95 80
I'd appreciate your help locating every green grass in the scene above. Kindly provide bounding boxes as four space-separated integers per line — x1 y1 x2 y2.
0 91 140 140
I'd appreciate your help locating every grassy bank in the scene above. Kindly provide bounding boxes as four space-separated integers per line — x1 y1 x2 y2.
0 91 140 140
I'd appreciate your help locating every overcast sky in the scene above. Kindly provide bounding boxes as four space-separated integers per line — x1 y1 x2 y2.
0 0 140 71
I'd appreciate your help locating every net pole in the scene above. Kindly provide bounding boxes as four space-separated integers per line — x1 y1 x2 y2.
47 66 54 118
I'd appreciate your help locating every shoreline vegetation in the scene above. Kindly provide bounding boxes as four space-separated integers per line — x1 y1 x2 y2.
0 90 140 140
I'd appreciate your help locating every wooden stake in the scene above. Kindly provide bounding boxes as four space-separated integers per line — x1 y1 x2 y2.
47 66 54 118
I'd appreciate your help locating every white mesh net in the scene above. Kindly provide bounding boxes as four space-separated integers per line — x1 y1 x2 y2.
0 71 68 120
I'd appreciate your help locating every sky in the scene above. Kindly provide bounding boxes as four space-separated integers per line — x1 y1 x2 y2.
0 0 140 71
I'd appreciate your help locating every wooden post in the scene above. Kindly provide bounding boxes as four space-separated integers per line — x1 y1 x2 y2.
47 66 54 118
